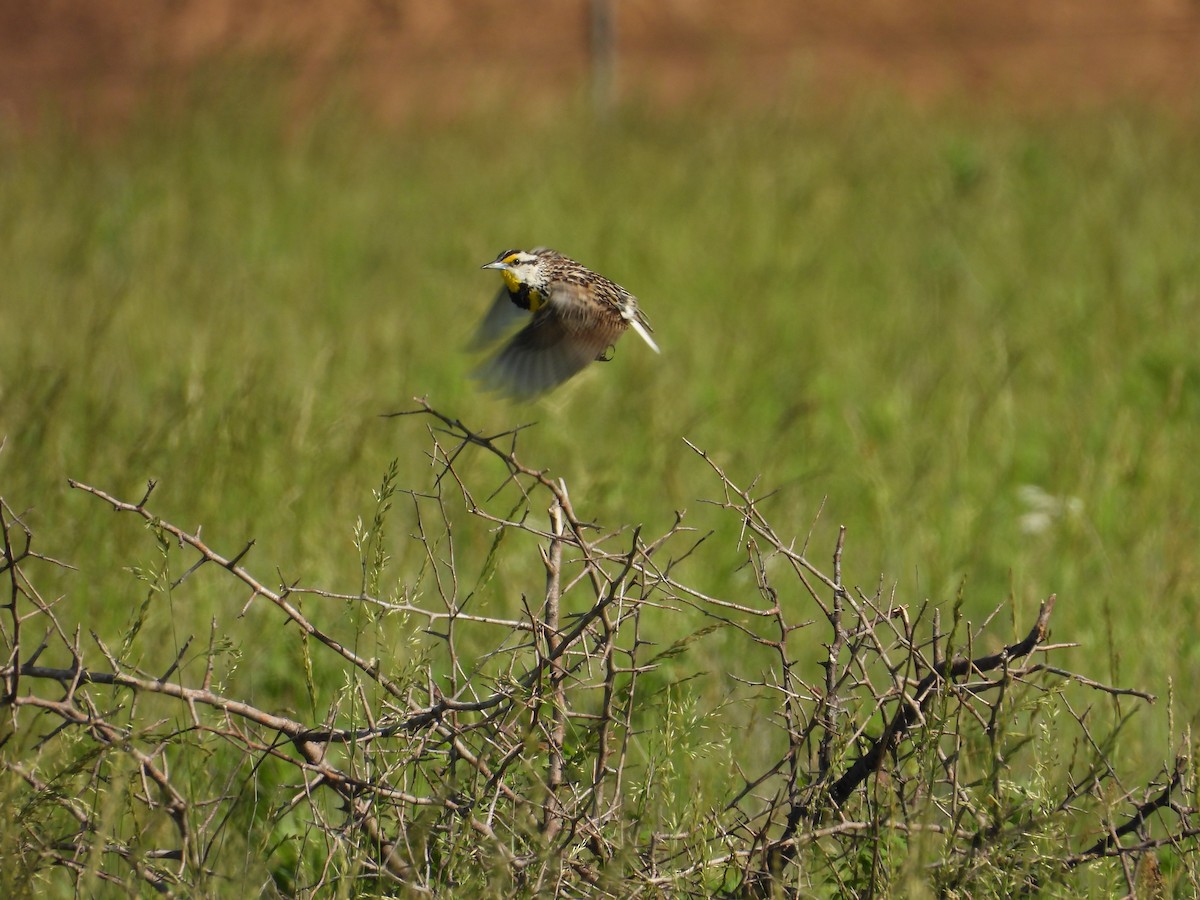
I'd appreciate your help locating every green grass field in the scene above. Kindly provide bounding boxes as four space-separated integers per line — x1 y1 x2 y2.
2 81 1199 894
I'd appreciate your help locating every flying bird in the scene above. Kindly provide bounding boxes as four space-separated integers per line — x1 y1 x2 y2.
472 248 659 399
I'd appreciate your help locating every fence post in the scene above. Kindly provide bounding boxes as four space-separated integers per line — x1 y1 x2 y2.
590 0 616 117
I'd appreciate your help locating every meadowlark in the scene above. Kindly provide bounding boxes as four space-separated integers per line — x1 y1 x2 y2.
472 248 660 399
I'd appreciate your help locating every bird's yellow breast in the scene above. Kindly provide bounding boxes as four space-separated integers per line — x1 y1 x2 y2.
503 268 546 312
501 268 523 295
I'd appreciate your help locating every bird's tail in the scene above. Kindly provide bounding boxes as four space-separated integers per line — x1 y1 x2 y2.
625 305 660 354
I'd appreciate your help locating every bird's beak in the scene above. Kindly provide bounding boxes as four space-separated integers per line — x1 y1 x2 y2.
481 260 509 271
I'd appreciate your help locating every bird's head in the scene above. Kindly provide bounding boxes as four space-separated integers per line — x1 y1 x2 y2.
482 249 549 296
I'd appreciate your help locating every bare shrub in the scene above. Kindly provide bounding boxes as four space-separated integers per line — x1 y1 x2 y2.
2 401 1197 896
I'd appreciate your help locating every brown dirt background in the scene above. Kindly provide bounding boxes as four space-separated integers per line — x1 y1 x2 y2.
2 0 1199 130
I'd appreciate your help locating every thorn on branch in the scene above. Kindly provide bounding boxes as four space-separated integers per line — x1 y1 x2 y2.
138 479 157 509
1067 764 1187 868
227 539 255 569
826 594 1058 810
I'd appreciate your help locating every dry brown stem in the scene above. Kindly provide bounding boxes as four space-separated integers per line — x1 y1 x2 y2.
0 403 1195 896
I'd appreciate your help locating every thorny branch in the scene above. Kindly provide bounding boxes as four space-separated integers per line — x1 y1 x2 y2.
0 402 1195 896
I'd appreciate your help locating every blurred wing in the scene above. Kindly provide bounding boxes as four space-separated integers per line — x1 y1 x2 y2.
469 284 528 351
474 306 612 400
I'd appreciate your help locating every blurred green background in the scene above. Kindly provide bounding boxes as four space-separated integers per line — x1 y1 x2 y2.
5 79 1199 739
2 6 1200 889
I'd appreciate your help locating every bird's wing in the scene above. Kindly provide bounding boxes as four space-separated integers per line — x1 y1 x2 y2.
474 303 614 400
469 283 528 351
553 278 659 355
547 280 628 343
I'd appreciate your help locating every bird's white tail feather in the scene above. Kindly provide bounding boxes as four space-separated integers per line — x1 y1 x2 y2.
629 318 661 354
